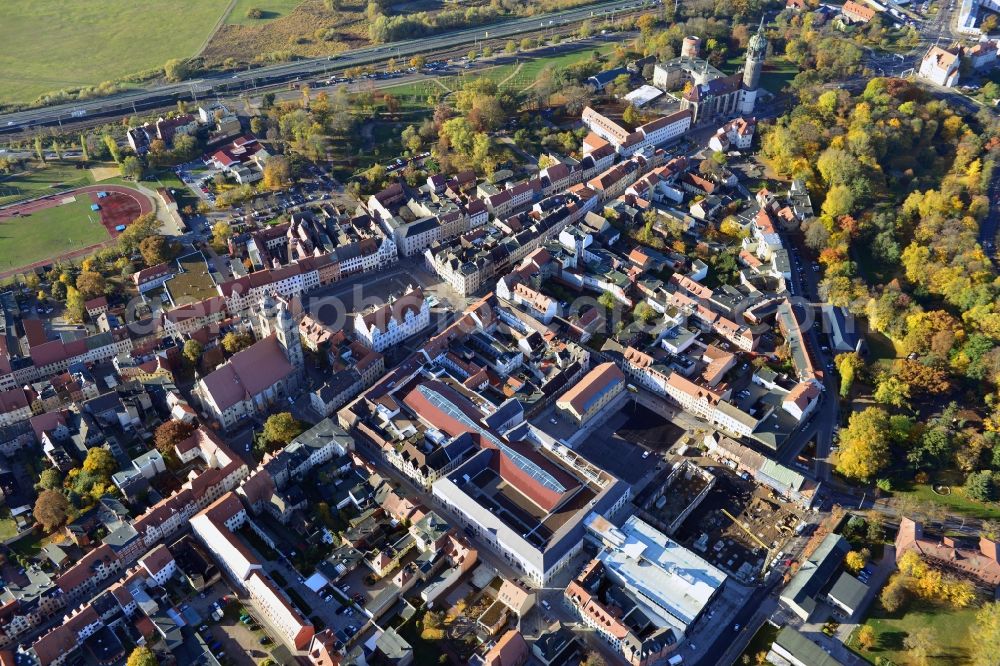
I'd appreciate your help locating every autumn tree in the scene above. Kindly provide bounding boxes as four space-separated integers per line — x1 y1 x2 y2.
75 271 106 299
34 490 70 532
892 359 952 396
35 468 62 492
970 602 1000 666
880 573 908 612
222 331 254 354
720 216 749 239
139 235 175 267
421 611 445 640
103 134 121 164
904 626 935 666
263 412 303 446
164 58 190 82
154 420 196 456
211 221 232 250
65 286 86 323
183 339 203 366
622 104 642 127
116 212 159 255
120 155 144 180
874 375 911 409
835 352 865 398
857 625 876 650
263 155 292 190
126 646 159 666
83 447 116 478
844 550 867 573
835 407 894 482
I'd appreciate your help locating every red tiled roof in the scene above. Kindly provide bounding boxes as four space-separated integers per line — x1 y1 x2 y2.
557 362 624 416
140 544 174 576
133 261 174 286
30 411 66 441
84 296 108 311
361 287 424 334
483 629 528 666
199 335 294 411
23 318 47 348
56 544 115 594
0 389 28 414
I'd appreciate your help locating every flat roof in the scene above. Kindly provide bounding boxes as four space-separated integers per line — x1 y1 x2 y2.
589 514 726 630
164 252 218 307
624 84 665 107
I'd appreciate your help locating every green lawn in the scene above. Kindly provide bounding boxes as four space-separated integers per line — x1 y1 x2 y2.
890 477 1000 521
0 161 95 206
847 599 979 665
226 0 304 25
760 57 798 93
516 42 616 82
724 54 797 93
0 0 231 105
151 170 199 212
0 519 18 540
0 195 109 273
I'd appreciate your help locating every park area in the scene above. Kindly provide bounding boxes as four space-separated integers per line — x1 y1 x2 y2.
847 598 979 665
0 0 231 105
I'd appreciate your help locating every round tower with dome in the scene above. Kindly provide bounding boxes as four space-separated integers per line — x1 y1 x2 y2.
741 18 767 115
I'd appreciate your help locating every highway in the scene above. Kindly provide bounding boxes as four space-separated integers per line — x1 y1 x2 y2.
0 0 654 134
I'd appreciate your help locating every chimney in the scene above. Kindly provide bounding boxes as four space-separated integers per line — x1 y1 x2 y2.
981 537 999 562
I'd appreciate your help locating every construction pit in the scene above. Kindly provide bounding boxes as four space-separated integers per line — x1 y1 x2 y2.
673 465 804 583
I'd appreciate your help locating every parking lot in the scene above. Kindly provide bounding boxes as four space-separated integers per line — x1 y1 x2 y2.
569 401 687 485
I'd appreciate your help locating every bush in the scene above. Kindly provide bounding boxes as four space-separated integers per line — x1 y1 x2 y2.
246 7 263 18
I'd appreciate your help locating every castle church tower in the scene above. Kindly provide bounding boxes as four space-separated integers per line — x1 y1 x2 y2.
741 18 767 115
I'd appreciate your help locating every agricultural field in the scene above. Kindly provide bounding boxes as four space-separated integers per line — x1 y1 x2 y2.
0 196 109 273
0 0 231 106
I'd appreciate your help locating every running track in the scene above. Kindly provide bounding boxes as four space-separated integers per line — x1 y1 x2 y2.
0 184 154 280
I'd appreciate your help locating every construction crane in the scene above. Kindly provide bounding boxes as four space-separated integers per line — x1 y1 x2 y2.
721 508 773 576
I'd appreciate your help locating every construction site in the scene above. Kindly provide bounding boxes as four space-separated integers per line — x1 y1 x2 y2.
634 460 716 536
674 463 805 584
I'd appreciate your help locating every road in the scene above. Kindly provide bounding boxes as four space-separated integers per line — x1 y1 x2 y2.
0 0 653 134
983 162 1000 262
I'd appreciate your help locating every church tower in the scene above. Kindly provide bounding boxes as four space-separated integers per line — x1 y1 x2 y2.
274 296 304 370
741 18 767 115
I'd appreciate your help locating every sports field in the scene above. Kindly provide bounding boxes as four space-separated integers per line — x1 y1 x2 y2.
0 197 109 273
0 162 94 206
0 0 231 105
